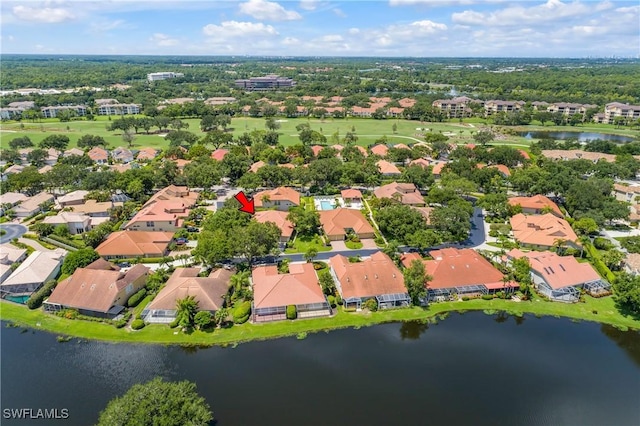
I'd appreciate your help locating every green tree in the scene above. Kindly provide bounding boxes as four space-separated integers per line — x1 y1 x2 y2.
39 134 70 151
403 259 430 305
176 295 199 329
233 221 281 265
194 311 213 330
192 230 232 267
402 164 435 190
97 377 213 426
612 273 640 316
214 307 229 326
573 217 599 236
77 134 107 149
31 222 54 237
318 269 336 295
9 136 33 150
304 247 318 263
472 129 494 146
61 248 100 275
286 207 320 236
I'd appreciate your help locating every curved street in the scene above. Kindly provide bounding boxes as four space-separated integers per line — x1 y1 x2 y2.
0 224 28 245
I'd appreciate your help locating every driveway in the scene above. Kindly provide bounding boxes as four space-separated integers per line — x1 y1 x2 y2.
330 241 348 250
361 239 378 249
0 224 28 244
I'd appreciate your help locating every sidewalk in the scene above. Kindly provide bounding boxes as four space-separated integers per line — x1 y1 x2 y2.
18 237 55 252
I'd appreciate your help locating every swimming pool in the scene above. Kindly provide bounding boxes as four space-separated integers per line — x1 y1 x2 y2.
320 200 335 210
4 295 29 304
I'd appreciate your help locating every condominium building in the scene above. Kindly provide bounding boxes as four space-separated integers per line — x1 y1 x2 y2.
41 105 87 118
432 96 479 118
147 72 184 82
484 100 525 115
95 99 140 116
0 101 37 120
547 102 596 116
235 75 296 91
603 102 640 123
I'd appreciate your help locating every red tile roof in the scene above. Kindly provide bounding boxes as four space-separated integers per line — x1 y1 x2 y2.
370 144 389 157
211 149 229 161
147 268 231 311
254 210 294 239
96 231 174 257
409 158 431 168
319 208 375 238
329 252 406 299
374 182 425 205
252 263 326 309
376 160 402 175
507 249 600 289
510 213 578 247
341 189 363 199
508 195 563 218
254 187 301 208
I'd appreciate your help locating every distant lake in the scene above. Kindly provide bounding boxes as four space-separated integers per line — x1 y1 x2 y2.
2 313 640 426
520 131 635 143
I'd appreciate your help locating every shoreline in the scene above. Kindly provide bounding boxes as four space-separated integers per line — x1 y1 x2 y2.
2 296 639 346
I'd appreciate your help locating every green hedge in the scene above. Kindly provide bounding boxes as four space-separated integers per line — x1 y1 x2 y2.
26 280 58 310
233 301 252 324
131 319 146 330
47 234 85 249
126 288 147 308
286 305 297 320
585 243 616 282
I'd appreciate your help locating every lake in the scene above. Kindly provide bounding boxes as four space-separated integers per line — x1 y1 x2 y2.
2 312 640 426
520 131 635 143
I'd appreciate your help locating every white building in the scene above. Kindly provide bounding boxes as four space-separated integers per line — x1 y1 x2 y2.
41 105 87 119
147 72 184 82
95 99 140 116
1 249 65 295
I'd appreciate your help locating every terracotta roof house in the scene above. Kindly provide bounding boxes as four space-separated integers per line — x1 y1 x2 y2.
411 206 433 224
333 144 344 152
370 144 389 157
320 208 376 241
393 143 411 150
249 161 266 173
329 252 409 309
13 192 54 218
254 187 301 211
510 213 578 250
541 149 620 163
211 148 229 161
311 145 324 157
255 210 295 242
518 150 531 160
613 184 640 203
44 260 149 318
70 199 120 217
124 200 189 232
341 189 363 205
57 190 89 207
1 249 65 295
377 160 402 176
409 158 431 168
432 162 447 177
374 182 425 206
0 244 28 284
111 147 134 163
507 249 608 302
88 146 109 165
136 147 159 161
402 248 515 299
96 231 174 259
508 195 563 218
279 163 295 169
488 164 511 177
43 212 107 235
143 268 232 324
252 263 330 322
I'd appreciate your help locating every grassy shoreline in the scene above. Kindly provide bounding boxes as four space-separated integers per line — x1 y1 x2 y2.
2 295 638 346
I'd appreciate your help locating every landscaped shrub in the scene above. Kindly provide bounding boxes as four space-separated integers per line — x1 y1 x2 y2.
126 288 147 308
131 319 145 330
286 305 297 320
169 318 179 328
462 296 470 301
593 237 614 251
335 294 343 305
362 298 378 312
481 294 494 300
374 236 385 246
327 295 336 308
232 301 252 324
114 319 127 328
312 261 327 270
26 279 58 309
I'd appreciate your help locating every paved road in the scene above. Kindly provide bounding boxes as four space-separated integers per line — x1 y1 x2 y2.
0 224 27 244
281 248 380 263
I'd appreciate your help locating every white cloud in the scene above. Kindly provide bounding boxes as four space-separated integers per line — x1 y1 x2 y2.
89 20 126 33
299 0 318 10
332 8 346 18
390 0 476 6
150 33 179 47
348 28 360 35
452 0 592 26
238 0 302 21
12 5 75 23
282 36 300 45
203 21 279 37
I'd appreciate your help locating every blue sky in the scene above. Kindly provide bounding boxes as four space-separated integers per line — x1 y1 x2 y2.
1 0 639 57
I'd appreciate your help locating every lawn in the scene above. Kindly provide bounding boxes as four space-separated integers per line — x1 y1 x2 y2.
2 294 638 346
284 234 331 254
345 240 363 249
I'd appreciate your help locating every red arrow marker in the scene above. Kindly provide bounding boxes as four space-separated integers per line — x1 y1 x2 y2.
234 191 255 215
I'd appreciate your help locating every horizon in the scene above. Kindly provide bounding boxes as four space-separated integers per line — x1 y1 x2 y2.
1 0 639 57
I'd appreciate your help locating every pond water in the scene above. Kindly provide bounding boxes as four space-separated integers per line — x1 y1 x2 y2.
2 312 640 426
520 131 635 143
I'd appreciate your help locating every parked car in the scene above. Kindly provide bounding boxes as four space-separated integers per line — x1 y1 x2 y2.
186 226 198 232
175 237 188 245
117 261 131 268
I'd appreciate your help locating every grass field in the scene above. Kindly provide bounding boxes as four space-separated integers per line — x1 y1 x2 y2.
284 235 330 254
2 294 638 346
4 115 633 151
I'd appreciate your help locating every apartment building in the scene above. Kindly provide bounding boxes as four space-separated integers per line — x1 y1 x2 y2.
147 72 184 82
603 102 640 123
41 105 87 119
95 99 140 116
432 96 478 118
235 75 296 91
547 102 596 116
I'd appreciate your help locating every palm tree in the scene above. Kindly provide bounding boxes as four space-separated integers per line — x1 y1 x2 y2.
578 235 591 258
230 270 250 293
304 248 318 263
175 295 199 329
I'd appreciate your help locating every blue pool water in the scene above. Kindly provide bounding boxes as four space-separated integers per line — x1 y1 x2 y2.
4 295 29 304
320 200 335 210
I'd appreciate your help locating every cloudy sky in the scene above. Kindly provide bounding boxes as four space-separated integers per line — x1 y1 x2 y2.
1 0 639 57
